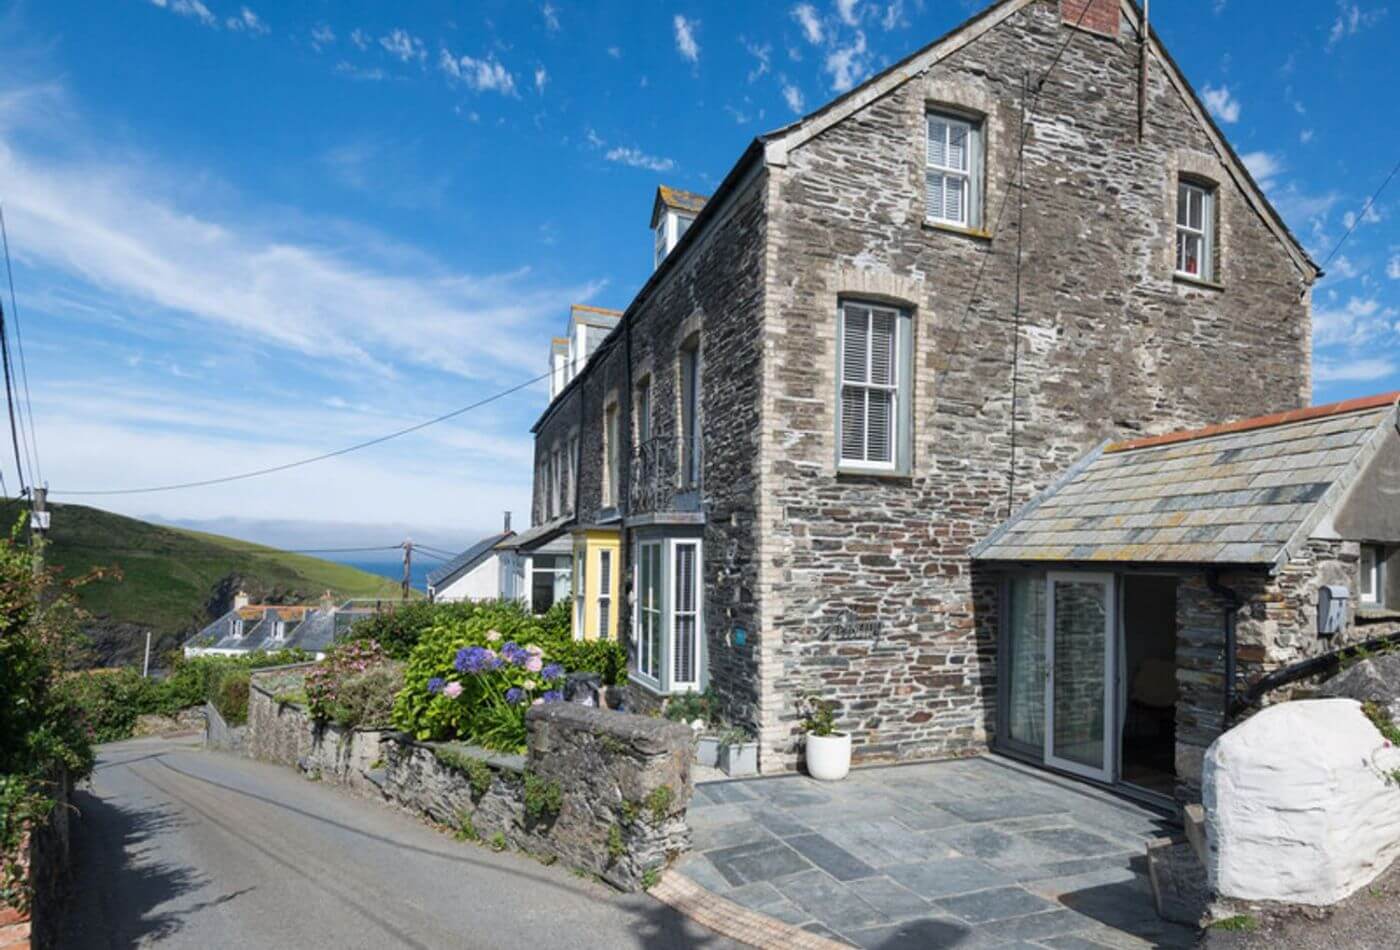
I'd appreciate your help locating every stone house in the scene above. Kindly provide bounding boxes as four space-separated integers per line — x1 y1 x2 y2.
524 0 1398 805
183 591 379 659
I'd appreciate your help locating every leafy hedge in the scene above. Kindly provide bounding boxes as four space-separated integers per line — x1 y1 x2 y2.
55 649 308 741
304 640 403 729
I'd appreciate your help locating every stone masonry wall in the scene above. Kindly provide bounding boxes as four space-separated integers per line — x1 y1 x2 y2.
756 0 1313 769
0 770 72 950
532 172 770 727
244 669 694 891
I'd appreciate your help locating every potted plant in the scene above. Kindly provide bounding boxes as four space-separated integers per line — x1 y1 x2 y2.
800 694 850 781
718 727 758 777
665 690 722 768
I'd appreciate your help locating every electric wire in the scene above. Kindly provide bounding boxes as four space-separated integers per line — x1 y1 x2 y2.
0 206 42 486
0 296 27 496
52 367 555 496
1318 156 1400 273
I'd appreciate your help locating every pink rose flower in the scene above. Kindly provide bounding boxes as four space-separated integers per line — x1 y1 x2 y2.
443 681 464 699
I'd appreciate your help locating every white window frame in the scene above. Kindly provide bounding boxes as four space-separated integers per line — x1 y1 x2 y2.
597 549 613 640
231 618 244 639
272 619 286 641
837 301 905 472
671 539 701 691
1175 180 1215 281
635 539 664 687
573 553 586 639
1361 544 1381 605
653 220 668 269
925 111 981 229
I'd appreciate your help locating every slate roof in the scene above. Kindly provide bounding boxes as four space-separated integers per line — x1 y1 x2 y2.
496 514 573 553
972 393 1400 570
184 601 379 655
426 531 512 589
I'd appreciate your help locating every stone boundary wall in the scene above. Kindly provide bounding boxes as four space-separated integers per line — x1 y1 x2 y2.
202 700 246 754
244 667 694 890
0 769 72 950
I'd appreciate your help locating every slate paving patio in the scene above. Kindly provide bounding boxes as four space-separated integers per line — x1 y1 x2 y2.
675 755 1194 949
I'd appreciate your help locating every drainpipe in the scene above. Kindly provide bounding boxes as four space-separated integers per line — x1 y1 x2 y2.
1206 569 1241 729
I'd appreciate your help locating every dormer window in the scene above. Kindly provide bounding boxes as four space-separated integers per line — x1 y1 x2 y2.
273 619 286 641
650 186 708 270
231 618 244 638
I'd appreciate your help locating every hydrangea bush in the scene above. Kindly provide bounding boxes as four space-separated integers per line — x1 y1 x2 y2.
393 625 570 752
305 639 403 729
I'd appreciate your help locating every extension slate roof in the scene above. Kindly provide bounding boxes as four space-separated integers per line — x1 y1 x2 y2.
425 531 512 590
496 514 574 553
972 393 1400 570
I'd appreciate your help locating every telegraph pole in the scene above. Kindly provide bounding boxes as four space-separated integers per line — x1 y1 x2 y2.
401 539 413 601
30 485 47 576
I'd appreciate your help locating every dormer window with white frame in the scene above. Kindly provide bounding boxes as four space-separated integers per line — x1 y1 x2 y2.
925 110 983 229
653 212 695 269
272 619 286 641
650 186 708 270
231 618 245 638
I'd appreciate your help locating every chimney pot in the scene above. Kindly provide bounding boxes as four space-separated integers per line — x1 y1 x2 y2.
504 510 512 533
233 589 250 610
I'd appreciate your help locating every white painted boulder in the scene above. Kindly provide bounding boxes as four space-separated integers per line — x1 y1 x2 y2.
1204 698 1400 906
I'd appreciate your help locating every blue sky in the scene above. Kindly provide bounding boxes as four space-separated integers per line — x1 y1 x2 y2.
0 0 1396 553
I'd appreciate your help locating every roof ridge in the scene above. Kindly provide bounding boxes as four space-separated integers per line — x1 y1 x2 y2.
1106 392 1400 455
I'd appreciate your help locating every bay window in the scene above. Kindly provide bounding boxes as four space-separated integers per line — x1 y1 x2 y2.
632 533 704 694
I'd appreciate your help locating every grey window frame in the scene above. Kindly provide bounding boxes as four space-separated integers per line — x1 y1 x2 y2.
679 344 701 488
835 300 914 476
925 109 984 229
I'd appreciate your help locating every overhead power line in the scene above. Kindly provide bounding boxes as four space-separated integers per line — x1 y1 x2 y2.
0 206 41 487
1317 155 1400 273
52 367 554 496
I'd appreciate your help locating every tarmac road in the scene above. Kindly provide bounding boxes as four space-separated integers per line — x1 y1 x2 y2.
59 735 737 950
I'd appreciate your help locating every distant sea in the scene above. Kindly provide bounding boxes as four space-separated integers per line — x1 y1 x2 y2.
335 558 434 592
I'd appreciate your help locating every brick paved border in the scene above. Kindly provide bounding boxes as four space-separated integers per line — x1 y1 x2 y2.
649 870 851 949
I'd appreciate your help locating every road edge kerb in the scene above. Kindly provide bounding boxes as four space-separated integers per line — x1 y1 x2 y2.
649 870 852 949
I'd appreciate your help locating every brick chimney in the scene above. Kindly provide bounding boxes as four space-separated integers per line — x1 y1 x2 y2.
320 589 336 613
504 510 512 533
233 589 250 610
1061 0 1119 38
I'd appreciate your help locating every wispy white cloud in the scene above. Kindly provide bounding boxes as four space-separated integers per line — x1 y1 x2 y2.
782 80 805 113
1388 255 1400 279
1241 150 1284 192
792 4 825 44
607 46 622 59
1327 1 1388 51
1201 83 1241 123
439 49 518 96
1300 128 1314 144
743 39 771 82
335 62 387 82
673 15 700 63
881 1 905 30
349 28 371 51
1313 296 1397 347
310 23 335 50
542 2 561 32
1315 357 1397 383
148 0 217 28
1342 202 1384 230
835 0 861 26
534 65 548 95
380 29 426 64
604 146 675 172
226 6 268 35
824 30 868 92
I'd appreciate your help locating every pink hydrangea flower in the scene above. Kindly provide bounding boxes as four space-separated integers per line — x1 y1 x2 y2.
443 681 464 699
526 644 544 657
532 697 544 706
525 655 543 673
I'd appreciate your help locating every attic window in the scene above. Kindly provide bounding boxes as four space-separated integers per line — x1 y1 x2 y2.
653 211 696 269
231 618 244 638
1175 180 1215 281
273 619 286 640
925 111 983 229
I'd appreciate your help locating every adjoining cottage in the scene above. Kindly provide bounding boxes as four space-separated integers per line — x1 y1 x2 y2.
972 392 1400 800
513 0 1383 805
183 590 381 660
425 514 515 603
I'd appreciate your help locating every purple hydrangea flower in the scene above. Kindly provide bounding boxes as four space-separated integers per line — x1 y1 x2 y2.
500 641 530 666
454 646 500 674
426 677 445 694
541 690 564 704
505 687 525 705
541 663 564 681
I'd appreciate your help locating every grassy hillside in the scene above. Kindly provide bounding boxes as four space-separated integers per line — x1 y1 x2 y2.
0 501 404 667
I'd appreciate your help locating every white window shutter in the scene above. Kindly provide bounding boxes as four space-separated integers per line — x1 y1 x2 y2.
841 387 866 462
870 310 895 386
842 308 870 383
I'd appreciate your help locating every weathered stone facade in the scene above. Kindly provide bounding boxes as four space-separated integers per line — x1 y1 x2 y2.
243 668 695 890
528 0 1316 776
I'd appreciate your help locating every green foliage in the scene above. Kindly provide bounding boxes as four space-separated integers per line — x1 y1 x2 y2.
55 649 308 741
619 800 639 826
719 726 754 747
390 599 624 752
1363 701 1400 746
455 810 478 842
432 746 494 798
346 600 484 661
0 523 96 911
489 832 507 852
1210 915 1259 932
645 785 675 823
523 771 563 821
304 640 403 729
663 689 719 727
274 690 307 707
640 866 661 890
607 824 625 863
798 692 840 738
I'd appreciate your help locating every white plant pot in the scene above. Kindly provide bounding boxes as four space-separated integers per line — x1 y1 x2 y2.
805 732 851 781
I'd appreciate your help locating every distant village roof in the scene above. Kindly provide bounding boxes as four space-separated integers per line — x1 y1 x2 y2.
973 393 1400 570
184 599 380 655
426 531 512 590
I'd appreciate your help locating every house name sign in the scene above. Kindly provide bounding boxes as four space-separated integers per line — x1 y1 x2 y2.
816 610 883 644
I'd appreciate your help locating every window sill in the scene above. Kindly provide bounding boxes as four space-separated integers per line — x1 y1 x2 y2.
837 465 913 482
922 219 992 242
1172 272 1224 292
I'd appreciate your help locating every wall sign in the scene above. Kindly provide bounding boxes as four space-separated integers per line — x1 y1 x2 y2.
816 610 882 643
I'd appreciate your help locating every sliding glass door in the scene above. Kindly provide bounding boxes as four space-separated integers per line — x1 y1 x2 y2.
1045 572 1116 782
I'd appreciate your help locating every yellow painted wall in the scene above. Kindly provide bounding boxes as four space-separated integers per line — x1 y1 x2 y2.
571 530 620 641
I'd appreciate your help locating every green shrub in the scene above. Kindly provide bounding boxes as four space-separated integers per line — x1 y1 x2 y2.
645 785 675 823
212 670 251 726
607 824 625 862
304 640 404 728
53 668 151 743
522 772 563 820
